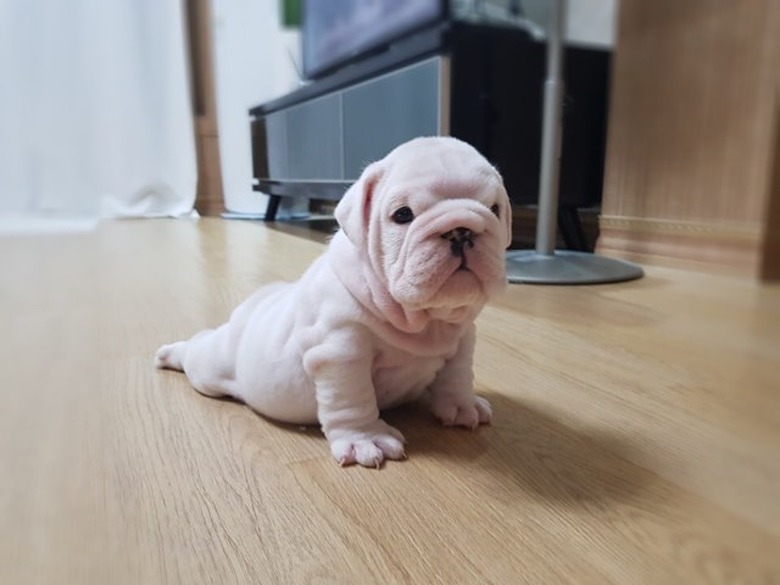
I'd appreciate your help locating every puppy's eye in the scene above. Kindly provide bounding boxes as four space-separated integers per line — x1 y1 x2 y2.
391 206 415 225
490 204 500 217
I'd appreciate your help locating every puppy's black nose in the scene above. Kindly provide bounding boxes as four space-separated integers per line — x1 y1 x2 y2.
441 227 475 257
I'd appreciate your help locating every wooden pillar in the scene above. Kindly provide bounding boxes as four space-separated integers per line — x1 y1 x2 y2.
186 0 224 216
597 0 780 279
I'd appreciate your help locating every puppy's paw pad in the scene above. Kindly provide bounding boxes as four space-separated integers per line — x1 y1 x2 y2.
329 421 407 468
432 395 492 429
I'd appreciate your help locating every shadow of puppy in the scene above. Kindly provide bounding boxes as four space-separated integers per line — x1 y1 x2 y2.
189 378 658 506
385 392 656 507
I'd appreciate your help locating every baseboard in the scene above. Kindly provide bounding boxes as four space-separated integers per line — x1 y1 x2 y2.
510 205 600 251
597 215 763 278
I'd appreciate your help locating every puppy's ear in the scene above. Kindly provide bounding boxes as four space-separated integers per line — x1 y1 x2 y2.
334 162 384 247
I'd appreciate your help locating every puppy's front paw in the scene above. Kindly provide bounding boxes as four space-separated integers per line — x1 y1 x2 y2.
431 395 492 429
328 420 407 468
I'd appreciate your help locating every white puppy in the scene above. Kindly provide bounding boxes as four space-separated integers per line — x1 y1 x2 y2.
156 136 512 467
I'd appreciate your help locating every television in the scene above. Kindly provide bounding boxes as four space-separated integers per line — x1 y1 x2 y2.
302 0 446 80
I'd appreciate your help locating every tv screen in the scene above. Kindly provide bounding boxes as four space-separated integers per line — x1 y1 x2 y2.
303 0 445 79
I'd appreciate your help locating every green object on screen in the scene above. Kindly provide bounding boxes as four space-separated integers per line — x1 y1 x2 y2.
281 0 301 27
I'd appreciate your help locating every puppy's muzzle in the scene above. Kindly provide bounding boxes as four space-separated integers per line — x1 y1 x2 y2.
441 227 475 258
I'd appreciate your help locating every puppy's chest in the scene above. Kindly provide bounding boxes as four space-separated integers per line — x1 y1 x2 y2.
371 346 448 407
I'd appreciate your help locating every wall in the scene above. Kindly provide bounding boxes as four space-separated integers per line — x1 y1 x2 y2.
598 0 780 279
521 0 616 48
210 0 301 214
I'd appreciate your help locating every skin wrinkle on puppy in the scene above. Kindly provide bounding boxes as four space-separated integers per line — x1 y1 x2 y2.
155 136 513 468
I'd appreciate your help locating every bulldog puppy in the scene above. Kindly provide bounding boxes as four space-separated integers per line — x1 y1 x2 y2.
155 136 512 468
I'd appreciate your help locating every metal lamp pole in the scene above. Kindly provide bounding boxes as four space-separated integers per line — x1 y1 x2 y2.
505 0 643 284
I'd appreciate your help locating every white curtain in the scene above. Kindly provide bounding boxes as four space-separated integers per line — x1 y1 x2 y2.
0 0 196 225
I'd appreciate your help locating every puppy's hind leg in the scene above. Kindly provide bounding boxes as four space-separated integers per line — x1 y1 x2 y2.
155 285 284 400
155 327 237 399
155 341 187 371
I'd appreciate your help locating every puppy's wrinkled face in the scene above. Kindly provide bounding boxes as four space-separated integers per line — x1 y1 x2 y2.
336 137 512 313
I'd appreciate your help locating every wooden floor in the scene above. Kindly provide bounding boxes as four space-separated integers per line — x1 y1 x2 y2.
1 218 778 584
